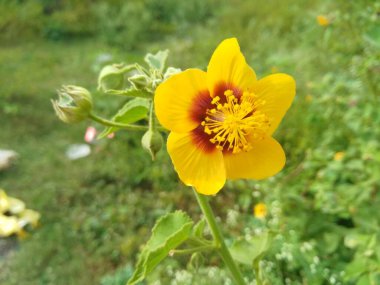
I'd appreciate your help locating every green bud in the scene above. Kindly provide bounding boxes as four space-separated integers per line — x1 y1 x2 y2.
141 130 163 161
189 252 205 271
52 85 93 124
97 64 126 92
128 73 150 89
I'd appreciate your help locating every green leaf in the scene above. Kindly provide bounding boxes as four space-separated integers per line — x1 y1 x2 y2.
344 258 368 280
364 25 380 48
189 252 205 271
230 231 272 266
97 63 136 92
323 232 341 254
98 98 150 139
357 274 370 285
193 218 206 238
144 50 169 72
127 211 194 285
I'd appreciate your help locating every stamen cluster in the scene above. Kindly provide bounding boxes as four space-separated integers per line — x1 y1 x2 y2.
201 90 270 153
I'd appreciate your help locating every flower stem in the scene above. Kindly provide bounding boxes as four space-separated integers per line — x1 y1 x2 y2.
193 189 246 285
89 113 148 131
254 261 262 285
169 245 216 256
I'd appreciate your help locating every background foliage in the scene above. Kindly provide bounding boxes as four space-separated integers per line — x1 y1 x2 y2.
0 0 379 284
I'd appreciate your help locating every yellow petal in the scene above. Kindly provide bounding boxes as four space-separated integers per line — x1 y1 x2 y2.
0 190 10 213
167 131 226 195
8 197 25 214
224 136 285 179
155 69 209 133
252 73 296 135
207 38 256 97
0 214 20 237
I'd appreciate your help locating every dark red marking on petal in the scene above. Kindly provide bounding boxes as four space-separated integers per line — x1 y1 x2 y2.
213 81 242 102
190 125 216 154
189 89 213 123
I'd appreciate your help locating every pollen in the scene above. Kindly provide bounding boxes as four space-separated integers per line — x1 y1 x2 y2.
202 89 270 153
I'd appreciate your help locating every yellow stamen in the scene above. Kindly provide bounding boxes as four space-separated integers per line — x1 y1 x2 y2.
202 89 270 153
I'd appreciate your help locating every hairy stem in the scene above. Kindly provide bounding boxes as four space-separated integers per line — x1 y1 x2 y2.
89 113 148 130
193 189 246 285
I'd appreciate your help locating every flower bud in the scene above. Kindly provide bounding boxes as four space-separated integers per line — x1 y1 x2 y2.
128 73 150 89
141 130 163 160
98 64 126 91
52 85 93 124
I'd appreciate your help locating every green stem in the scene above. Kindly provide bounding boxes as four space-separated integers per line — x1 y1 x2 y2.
170 245 216 256
254 261 262 285
89 112 167 132
187 236 213 247
193 189 246 285
148 102 156 130
89 113 148 131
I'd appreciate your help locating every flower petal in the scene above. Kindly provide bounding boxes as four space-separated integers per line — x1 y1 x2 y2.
252 73 296 135
155 69 208 133
167 132 226 195
207 38 256 96
224 136 285 180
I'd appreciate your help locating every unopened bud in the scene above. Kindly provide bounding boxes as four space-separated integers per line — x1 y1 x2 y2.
98 64 126 91
128 74 150 89
52 85 93 123
141 130 163 160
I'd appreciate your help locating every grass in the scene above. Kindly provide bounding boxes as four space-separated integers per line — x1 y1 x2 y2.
0 40 165 284
1 0 379 284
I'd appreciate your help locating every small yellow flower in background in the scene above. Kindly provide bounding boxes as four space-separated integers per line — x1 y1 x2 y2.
0 189 41 237
0 190 10 213
305 94 313 103
317 15 330 27
254 203 267 219
8 196 26 214
0 215 21 237
334 152 345 161
155 38 296 195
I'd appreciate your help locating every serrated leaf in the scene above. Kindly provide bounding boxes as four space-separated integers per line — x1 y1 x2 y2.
230 231 272 266
127 211 194 285
144 50 169 72
98 98 149 139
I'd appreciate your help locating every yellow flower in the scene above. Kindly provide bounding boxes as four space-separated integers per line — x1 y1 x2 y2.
155 38 296 195
254 203 267 219
0 214 21 237
305 94 313 103
0 190 10 214
317 15 330 27
334 152 345 161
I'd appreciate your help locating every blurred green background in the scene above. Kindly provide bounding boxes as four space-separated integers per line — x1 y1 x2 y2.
0 0 379 284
